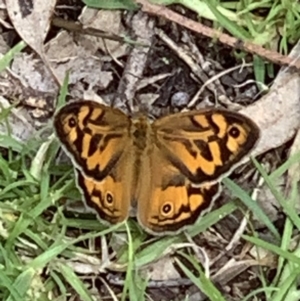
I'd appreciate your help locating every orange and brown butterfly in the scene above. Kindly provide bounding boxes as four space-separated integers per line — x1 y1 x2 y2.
54 100 260 235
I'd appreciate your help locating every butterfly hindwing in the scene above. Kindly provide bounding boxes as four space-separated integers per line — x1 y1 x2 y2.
137 145 221 234
75 156 133 225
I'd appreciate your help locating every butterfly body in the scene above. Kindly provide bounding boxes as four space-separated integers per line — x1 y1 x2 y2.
54 100 259 235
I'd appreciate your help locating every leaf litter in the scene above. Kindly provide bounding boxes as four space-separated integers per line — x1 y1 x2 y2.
0 1 300 300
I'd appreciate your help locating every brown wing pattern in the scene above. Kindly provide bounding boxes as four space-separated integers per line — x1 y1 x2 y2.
76 164 132 224
137 145 221 234
139 180 221 234
54 101 131 181
153 109 259 184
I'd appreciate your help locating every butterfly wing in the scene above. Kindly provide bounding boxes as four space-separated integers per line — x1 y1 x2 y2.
75 153 133 224
54 101 133 224
137 109 259 235
152 109 260 184
54 101 131 181
136 144 220 235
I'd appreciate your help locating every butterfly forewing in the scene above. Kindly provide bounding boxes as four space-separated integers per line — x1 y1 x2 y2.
54 101 134 225
153 109 260 184
54 101 131 181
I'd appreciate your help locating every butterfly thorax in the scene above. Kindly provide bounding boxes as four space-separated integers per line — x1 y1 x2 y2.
126 116 149 209
131 115 154 154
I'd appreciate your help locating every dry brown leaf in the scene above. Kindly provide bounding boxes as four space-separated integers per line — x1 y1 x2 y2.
241 41 300 157
6 0 56 56
0 2 12 29
287 129 300 187
78 7 129 59
11 53 57 92
142 256 181 281
6 0 60 85
44 30 114 90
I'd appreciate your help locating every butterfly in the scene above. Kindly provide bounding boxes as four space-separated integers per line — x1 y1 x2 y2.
54 100 260 235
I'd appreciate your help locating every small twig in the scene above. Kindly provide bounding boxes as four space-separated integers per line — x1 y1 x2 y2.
156 28 234 107
155 28 210 84
135 0 300 70
188 63 253 108
52 17 138 45
113 11 155 114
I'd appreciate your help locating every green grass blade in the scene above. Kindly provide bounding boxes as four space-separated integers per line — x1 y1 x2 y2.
222 178 280 240
176 254 226 301
83 0 138 10
202 0 251 40
58 264 94 301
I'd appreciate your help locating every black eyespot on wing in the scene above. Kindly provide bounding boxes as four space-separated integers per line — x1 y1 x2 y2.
161 203 172 215
68 116 77 128
228 126 240 138
106 192 114 205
